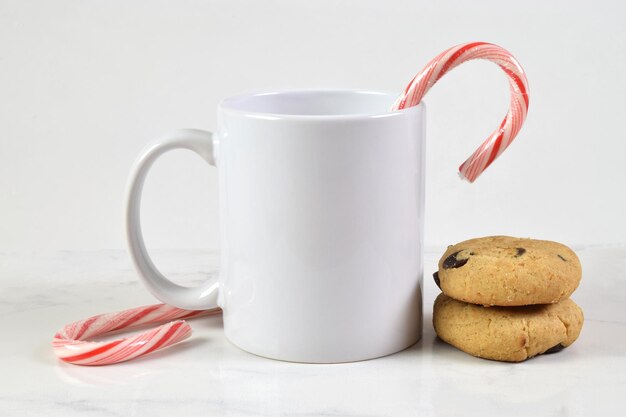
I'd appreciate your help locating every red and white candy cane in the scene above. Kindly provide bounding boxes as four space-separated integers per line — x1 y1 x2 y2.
392 41 529 182
52 304 221 366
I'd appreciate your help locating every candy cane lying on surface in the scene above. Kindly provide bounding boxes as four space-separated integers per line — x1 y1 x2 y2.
392 42 529 182
52 304 221 366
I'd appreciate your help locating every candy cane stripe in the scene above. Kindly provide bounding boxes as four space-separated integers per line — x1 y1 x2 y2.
110 304 162 331
73 316 98 340
60 339 125 363
89 324 175 366
437 42 487 79
87 325 167 366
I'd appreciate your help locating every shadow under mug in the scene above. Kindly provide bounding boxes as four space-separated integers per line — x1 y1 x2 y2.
126 89 426 363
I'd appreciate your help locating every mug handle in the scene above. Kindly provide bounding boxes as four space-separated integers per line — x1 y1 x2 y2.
126 129 219 310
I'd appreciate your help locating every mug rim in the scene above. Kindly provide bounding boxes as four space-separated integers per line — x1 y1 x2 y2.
218 88 425 120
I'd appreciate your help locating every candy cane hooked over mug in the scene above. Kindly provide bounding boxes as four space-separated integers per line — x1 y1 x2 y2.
392 42 529 182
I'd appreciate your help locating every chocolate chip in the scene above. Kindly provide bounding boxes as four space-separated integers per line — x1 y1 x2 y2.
433 271 441 289
442 251 469 269
515 248 526 257
544 343 566 354
557 254 567 262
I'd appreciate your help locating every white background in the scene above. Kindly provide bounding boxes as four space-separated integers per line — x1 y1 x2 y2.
1 0 625 252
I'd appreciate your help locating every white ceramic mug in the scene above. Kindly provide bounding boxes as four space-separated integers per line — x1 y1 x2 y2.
126 89 425 363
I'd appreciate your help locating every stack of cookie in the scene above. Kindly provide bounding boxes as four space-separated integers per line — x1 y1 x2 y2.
432 236 584 362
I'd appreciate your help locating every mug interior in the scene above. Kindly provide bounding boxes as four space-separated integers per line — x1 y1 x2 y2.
220 89 403 118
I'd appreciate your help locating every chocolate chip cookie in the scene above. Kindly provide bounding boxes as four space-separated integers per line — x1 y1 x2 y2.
434 236 582 306
433 293 584 362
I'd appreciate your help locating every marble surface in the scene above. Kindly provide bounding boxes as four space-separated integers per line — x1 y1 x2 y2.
1 246 624 417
